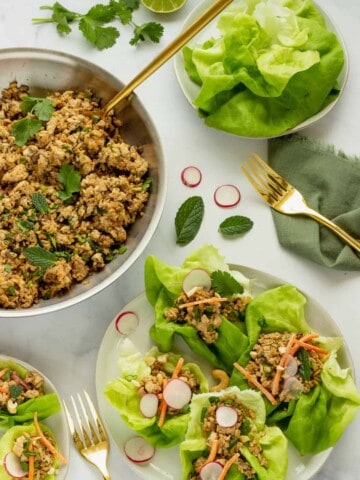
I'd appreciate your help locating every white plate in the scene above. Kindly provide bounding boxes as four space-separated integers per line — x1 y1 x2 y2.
0 355 69 480
95 265 354 480
173 0 349 139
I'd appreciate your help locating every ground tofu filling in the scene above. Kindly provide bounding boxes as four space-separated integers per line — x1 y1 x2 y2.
0 81 150 308
12 431 57 478
0 367 44 414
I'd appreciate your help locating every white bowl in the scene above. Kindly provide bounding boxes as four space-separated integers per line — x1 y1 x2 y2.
0 48 166 317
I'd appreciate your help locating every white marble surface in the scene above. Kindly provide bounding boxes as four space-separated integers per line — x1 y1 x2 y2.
0 1 359 479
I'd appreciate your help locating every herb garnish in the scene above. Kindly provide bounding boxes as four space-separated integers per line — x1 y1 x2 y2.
32 192 49 214
219 215 254 236
57 164 81 203
210 270 244 297
33 1 164 49
24 246 57 269
175 196 204 246
9 384 24 398
298 348 312 381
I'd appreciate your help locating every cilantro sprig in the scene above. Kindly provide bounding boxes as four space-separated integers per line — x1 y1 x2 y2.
33 1 164 49
57 164 81 203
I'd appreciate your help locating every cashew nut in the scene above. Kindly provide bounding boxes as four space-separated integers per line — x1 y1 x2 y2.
210 369 229 392
7 399 18 414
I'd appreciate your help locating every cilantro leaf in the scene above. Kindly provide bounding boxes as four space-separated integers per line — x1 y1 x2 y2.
175 196 204 246
130 21 164 45
57 164 81 203
32 192 49 214
11 118 42 146
110 0 132 24
24 246 57 269
210 270 244 297
86 4 115 23
219 215 254 236
37 2 79 34
79 18 120 50
9 384 24 398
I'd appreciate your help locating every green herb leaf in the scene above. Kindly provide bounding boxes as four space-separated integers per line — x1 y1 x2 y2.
20 97 54 121
219 215 254 236
11 118 42 146
24 246 57 269
210 270 244 297
175 196 204 246
298 348 312 381
7 286 16 296
130 22 164 46
257 315 267 328
9 384 24 398
86 4 115 23
31 192 49 214
79 17 120 50
57 164 81 203
110 0 132 24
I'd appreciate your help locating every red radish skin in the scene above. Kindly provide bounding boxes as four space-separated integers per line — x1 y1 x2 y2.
115 311 139 336
139 393 159 418
124 436 155 464
3 452 27 478
181 166 202 187
215 405 238 428
214 184 241 208
282 376 304 399
200 461 224 480
283 355 298 378
163 379 192 409
182 269 211 297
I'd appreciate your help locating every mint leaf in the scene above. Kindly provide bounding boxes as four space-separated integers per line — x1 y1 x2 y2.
57 164 81 203
24 246 57 269
11 118 42 146
31 192 49 214
219 215 254 236
130 22 164 45
211 270 244 297
79 17 119 50
175 196 204 246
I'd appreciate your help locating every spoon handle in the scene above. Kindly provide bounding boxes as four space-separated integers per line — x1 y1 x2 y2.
103 0 233 114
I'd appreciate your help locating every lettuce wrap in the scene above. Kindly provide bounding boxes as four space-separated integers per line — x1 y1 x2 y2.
230 284 360 455
180 386 288 480
145 245 252 373
104 339 209 448
0 423 60 480
0 359 61 431
183 0 345 137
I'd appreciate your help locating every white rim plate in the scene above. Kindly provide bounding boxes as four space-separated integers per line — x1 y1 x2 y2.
173 0 349 139
95 264 354 480
0 355 69 480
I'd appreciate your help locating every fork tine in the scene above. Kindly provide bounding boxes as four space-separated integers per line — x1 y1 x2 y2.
83 390 108 443
71 394 93 448
250 153 289 189
63 399 85 451
242 161 279 203
246 155 287 197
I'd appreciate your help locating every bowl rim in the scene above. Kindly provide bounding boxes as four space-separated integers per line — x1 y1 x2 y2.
0 47 167 318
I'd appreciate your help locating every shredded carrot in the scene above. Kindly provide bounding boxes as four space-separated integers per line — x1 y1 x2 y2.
157 378 168 428
293 340 328 355
233 363 277 406
33 412 68 464
218 453 240 480
272 333 297 396
172 357 184 378
0 368 9 379
0 386 9 394
289 333 319 355
178 297 228 309
28 443 35 480
207 439 219 463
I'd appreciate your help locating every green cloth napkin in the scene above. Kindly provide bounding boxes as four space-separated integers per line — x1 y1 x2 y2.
268 135 360 271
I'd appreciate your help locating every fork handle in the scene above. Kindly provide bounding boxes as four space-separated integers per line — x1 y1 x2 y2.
304 208 360 253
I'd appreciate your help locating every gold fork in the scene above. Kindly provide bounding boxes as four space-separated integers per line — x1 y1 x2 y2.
242 153 360 253
63 391 112 480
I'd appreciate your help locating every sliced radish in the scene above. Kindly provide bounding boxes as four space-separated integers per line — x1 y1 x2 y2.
283 355 298 379
3 452 27 478
163 379 192 410
115 311 139 336
124 436 155 464
182 269 211 297
214 184 241 208
282 376 304 399
200 461 224 480
139 393 159 418
181 166 202 187
215 405 238 428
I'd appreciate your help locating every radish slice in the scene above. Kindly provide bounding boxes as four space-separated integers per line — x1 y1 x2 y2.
215 405 238 428
283 355 298 379
181 166 202 187
163 379 192 410
124 436 155 464
3 452 27 478
282 376 304 399
182 269 211 297
115 311 139 336
214 184 241 208
139 393 159 418
200 461 224 480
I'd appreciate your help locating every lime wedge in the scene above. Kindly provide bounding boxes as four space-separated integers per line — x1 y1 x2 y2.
141 0 187 14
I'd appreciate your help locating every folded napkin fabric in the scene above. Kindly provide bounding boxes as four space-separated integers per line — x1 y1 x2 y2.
268 135 360 270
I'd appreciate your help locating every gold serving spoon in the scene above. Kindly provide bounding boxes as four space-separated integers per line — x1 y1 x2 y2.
103 0 233 114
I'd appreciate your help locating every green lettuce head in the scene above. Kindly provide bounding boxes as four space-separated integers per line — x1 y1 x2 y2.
144 244 251 373
104 339 209 448
180 386 288 480
0 359 61 432
230 284 360 455
0 423 59 480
